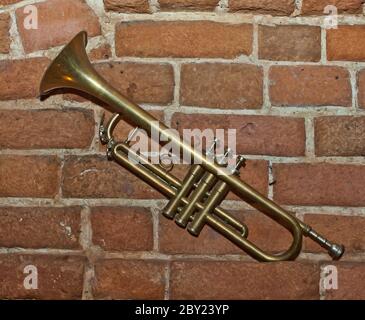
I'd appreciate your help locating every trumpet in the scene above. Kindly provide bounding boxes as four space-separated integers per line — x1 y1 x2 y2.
39 31 344 262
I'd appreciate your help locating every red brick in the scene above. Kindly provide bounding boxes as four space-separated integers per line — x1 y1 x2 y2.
93 260 166 299
314 116 365 156
229 0 296 15
0 109 94 150
16 0 101 53
232 160 269 196
160 0 219 10
116 21 253 58
324 263 365 300
64 61 175 105
104 0 150 13
94 62 174 105
0 58 50 100
180 63 263 109
159 215 242 255
62 155 162 199
170 261 320 299
273 163 365 206
269 66 352 107
0 155 60 198
242 212 295 253
0 13 10 53
172 113 305 156
304 214 365 255
301 0 364 15
0 255 85 299
91 207 153 251
160 210 292 255
327 26 365 61
258 25 321 62
357 69 365 109
0 207 81 249
89 43 112 61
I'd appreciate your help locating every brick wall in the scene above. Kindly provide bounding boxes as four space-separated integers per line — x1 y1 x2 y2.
0 0 364 300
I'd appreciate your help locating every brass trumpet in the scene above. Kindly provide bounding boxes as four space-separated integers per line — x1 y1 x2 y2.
39 31 344 262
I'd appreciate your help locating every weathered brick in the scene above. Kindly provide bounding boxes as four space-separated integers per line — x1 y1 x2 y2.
16 0 101 53
0 155 60 198
324 263 365 300
94 62 174 105
258 25 321 62
62 155 162 199
314 116 365 156
242 212 294 253
89 43 112 61
172 113 305 156
269 66 352 107
0 207 81 249
357 69 365 109
180 63 263 109
91 207 153 251
301 0 364 15
304 214 365 255
160 215 242 255
160 210 292 255
64 62 174 105
104 0 150 13
160 0 219 10
0 13 10 53
0 109 94 149
0 255 85 299
170 261 320 299
273 163 365 206
116 21 253 58
0 58 50 100
93 260 166 299
229 0 295 15
327 26 365 61
230 160 269 196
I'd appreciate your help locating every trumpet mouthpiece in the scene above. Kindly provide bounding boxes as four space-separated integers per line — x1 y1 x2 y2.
329 244 345 260
307 228 345 260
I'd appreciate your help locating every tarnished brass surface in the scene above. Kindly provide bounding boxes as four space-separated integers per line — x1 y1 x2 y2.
39 31 345 262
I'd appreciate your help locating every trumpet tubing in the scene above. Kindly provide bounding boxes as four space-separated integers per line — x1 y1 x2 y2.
39 31 345 262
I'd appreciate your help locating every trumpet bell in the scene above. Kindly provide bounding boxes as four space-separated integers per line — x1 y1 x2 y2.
40 31 94 97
